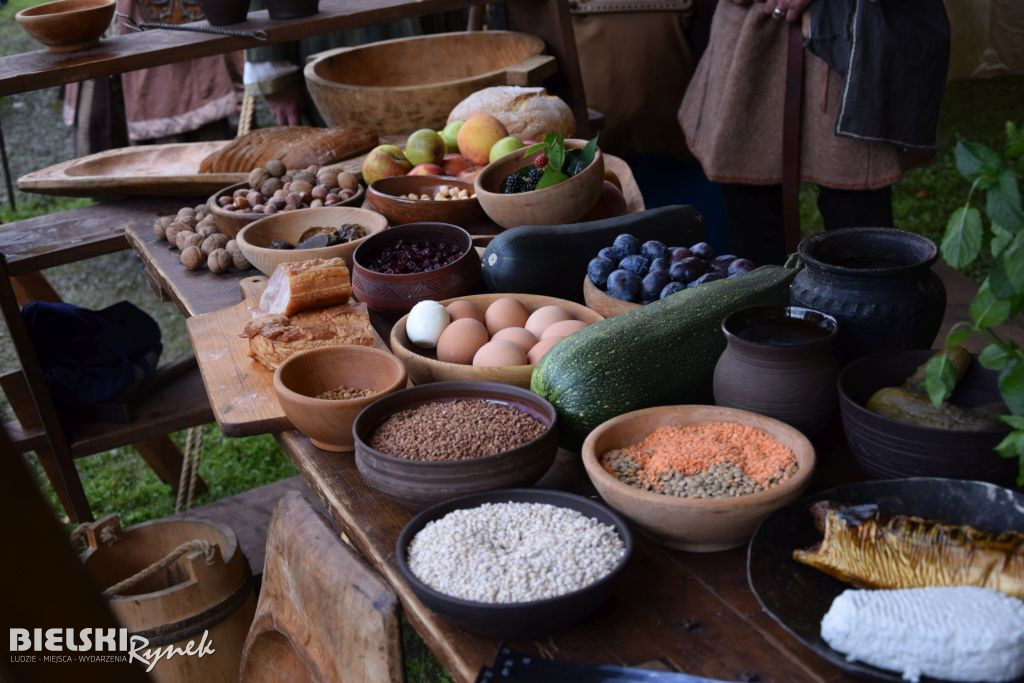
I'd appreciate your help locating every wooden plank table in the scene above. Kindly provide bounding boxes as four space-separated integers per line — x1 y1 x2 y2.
122 206 1024 681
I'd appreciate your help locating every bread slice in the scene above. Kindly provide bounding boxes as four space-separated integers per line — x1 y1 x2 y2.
242 304 376 371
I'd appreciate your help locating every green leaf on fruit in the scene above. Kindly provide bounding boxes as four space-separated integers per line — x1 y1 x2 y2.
924 354 957 407
536 168 568 190
998 360 1024 415
941 206 983 268
979 342 1013 371
970 279 1011 328
579 137 598 167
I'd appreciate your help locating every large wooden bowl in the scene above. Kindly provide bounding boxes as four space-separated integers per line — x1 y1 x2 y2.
16 0 115 53
390 293 604 389
352 381 559 510
581 405 816 552
582 275 642 318
474 140 604 228
273 346 407 452
236 206 388 274
304 31 552 134
207 181 365 238
367 176 485 227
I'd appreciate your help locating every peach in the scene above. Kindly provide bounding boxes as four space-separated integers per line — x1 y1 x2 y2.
362 145 412 185
457 114 508 166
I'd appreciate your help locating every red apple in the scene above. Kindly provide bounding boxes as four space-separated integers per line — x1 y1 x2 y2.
408 163 444 176
457 167 481 182
442 153 471 177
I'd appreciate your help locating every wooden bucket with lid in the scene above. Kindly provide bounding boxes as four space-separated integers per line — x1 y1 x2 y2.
80 515 257 682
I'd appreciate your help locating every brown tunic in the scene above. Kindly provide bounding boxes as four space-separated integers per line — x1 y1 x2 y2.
679 1 924 190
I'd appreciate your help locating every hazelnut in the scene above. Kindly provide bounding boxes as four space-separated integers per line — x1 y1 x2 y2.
253 204 266 213
264 203 278 215
316 170 336 187
197 222 219 238
233 188 248 199
207 248 232 274
223 205 237 212
246 190 263 207
248 167 270 189
176 231 203 251
290 179 313 196
285 192 301 207
311 184 328 200
338 172 359 192
281 174 293 185
181 245 205 270
310 199 324 208
234 196 250 210
325 193 339 204
265 159 285 177
202 233 230 256
218 195 234 207
260 177 283 197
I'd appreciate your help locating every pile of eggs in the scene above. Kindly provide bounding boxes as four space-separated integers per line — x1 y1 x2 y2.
405 297 590 367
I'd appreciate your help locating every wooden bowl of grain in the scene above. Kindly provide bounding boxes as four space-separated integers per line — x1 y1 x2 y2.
273 345 407 452
581 405 816 552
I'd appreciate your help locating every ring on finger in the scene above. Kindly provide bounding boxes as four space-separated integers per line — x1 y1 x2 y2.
772 7 785 19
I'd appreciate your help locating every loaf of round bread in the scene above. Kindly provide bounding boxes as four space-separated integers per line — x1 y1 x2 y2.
447 87 575 142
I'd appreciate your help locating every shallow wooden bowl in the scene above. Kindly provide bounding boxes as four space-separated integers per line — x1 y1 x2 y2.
367 176 484 227
352 381 559 510
395 488 633 638
16 0 115 53
351 222 482 315
390 293 603 389
207 181 366 239
236 206 388 275
474 139 604 229
581 405 816 552
273 346 407 452
582 275 641 318
304 31 548 134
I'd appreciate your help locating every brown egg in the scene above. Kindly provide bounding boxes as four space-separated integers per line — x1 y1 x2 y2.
527 336 564 364
436 318 489 365
491 327 538 353
541 319 587 340
525 305 571 338
446 299 485 325
473 339 529 367
484 297 530 336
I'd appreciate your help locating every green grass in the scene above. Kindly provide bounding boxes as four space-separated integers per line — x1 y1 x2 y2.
1 196 92 224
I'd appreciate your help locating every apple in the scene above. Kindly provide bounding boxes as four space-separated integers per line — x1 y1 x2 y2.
439 120 464 155
408 163 444 176
361 144 412 185
457 114 508 166
488 135 524 163
405 129 445 167
442 153 471 177
457 167 481 182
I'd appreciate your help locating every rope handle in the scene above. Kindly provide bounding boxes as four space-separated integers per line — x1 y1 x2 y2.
101 539 218 598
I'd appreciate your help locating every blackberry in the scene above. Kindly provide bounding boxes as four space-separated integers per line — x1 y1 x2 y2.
500 167 544 194
522 167 544 191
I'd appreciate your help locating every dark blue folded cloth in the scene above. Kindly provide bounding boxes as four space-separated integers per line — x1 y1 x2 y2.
23 301 162 412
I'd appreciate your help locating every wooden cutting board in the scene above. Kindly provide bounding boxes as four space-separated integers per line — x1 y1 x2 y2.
186 276 387 438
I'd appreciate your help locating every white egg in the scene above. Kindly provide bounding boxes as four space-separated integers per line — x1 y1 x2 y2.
406 300 450 349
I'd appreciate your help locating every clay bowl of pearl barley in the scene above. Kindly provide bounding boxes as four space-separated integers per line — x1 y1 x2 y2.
352 381 559 510
396 488 634 638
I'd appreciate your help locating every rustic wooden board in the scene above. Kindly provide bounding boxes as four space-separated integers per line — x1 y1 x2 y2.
185 277 387 438
17 141 244 198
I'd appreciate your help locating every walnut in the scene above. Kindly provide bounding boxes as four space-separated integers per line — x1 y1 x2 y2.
202 233 230 256
165 222 189 244
248 167 270 189
259 177 283 197
154 221 168 240
180 245 205 270
226 240 252 270
338 172 360 192
176 207 195 219
196 222 219 238
207 248 232 274
177 231 203 251
265 159 285 178
194 203 206 214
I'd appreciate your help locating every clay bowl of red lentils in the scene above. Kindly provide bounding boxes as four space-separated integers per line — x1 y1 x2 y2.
273 345 408 452
581 404 816 552
351 222 483 315
352 381 558 510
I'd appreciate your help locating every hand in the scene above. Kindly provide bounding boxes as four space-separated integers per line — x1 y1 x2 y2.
264 81 303 126
760 0 813 22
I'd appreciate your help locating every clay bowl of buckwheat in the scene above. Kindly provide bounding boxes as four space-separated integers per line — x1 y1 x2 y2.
395 487 633 638
581 404 816 553
352 381 558 510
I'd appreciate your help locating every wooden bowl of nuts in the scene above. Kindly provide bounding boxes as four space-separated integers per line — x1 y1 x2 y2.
367 175 485 227
236 206 388 275
207 161 365 238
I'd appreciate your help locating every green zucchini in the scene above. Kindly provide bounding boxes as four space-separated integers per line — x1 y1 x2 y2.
481 205 705 302
531 264 798 449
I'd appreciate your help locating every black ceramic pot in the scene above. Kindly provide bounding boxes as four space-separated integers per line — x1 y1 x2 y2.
713 305 839 437
265 0 318 19
197 0 251 25
790 228 946 362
